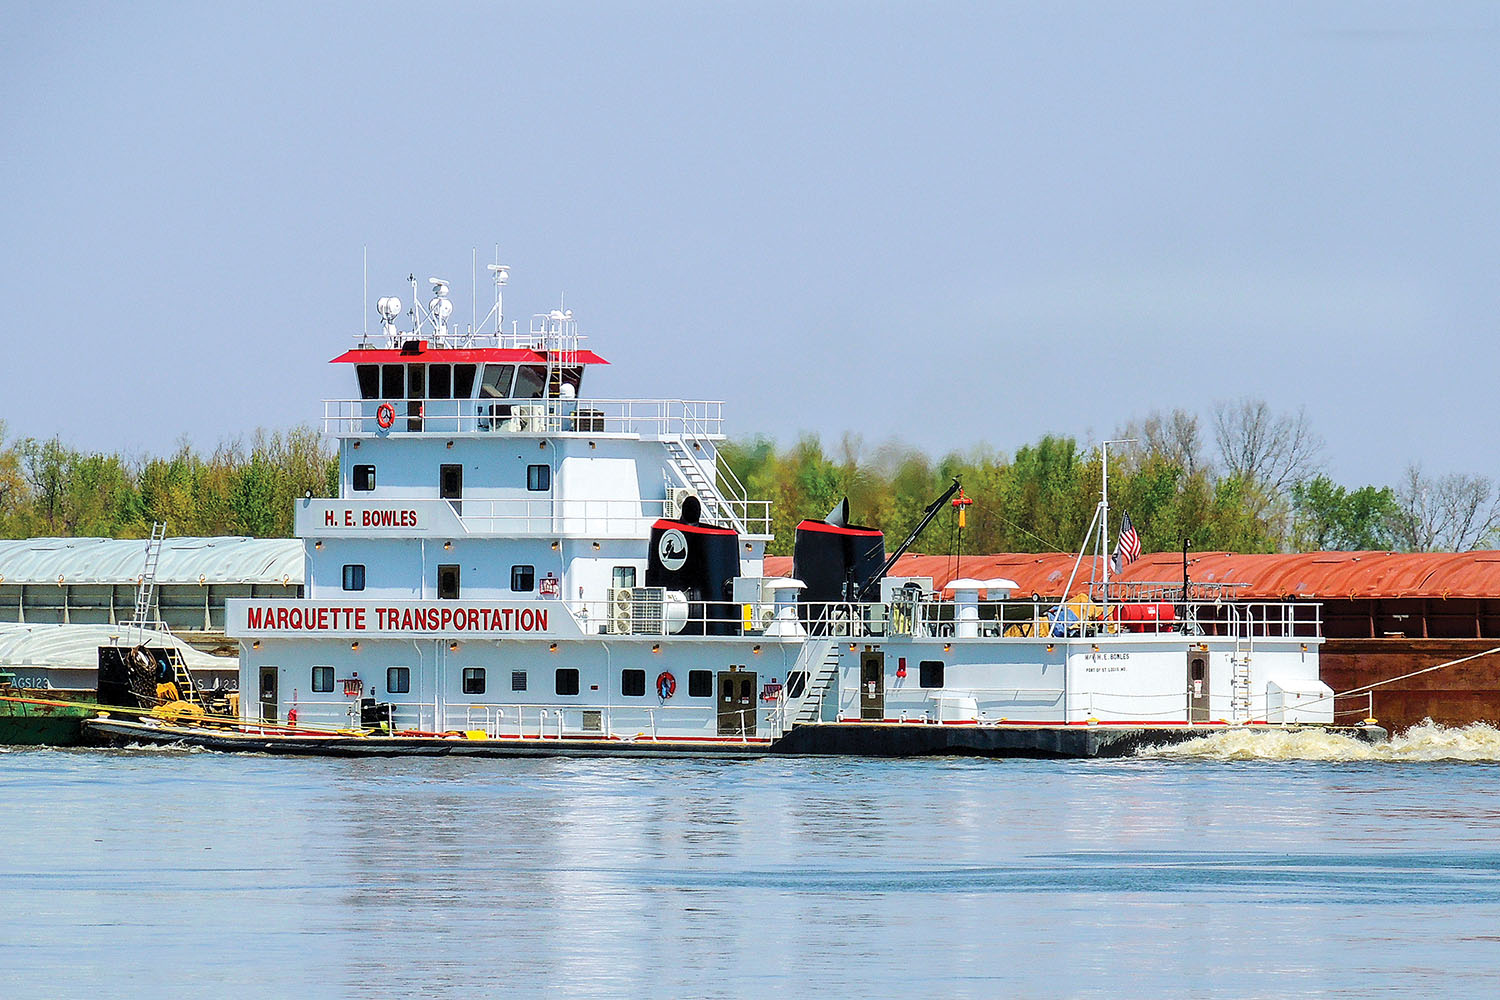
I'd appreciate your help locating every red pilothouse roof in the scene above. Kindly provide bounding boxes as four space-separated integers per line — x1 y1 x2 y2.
330 345 609 365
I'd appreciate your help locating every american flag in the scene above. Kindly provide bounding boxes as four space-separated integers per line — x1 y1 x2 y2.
1111 512 1140 574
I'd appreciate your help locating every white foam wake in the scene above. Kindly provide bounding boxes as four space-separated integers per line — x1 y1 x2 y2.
1140 720 1500 762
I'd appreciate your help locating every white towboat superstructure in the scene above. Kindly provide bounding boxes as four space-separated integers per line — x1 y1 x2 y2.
88 260 1382 757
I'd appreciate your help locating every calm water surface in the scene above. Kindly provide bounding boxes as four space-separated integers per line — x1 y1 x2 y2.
4 740 1500 998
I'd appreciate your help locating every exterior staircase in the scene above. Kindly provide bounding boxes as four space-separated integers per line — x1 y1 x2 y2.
663 438 747 534
777 639 843 733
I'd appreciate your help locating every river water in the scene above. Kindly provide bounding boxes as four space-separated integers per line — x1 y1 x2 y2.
5 725 1500 999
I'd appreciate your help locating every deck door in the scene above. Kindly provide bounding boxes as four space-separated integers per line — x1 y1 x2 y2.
1188 652 1210 723
717 670 757 737
860 651 885 721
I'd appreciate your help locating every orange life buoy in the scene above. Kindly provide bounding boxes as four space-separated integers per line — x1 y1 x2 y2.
376 402 395 429
656 671 676 700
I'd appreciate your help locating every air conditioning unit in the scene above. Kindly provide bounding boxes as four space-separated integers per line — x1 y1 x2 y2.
664 486 699 520
609 587 633 635
630 587 666 635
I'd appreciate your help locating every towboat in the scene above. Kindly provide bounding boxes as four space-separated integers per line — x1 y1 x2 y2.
85 261 1385 757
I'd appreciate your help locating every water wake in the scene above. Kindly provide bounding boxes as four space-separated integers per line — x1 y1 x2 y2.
1142 720 1500 762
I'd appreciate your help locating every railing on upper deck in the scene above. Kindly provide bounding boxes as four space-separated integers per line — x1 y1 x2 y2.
555 596 1325 641
452 497 773 538
324 397 728 438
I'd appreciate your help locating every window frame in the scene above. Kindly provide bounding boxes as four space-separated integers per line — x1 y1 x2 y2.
527 464 551 491
438 564 461 600
352 464 376 491
688 669 713 699
919 660 945 689
311 665 334 693
387 666 411 694
341 564 365 592
462 667 486 695
555 668 581 696
621 668 646 697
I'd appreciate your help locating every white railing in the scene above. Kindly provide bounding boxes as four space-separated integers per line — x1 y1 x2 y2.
454 497 771 537
323 397 728 438
564 598 1324 640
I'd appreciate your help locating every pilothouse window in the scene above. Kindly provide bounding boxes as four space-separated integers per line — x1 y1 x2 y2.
381 364 404 399
514 365 546 400
429 364 451 399
480 364 514 398
453 364 477 398
356 365 379 400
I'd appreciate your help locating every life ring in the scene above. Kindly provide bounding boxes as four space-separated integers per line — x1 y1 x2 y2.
376 403 396 429
656 671 676 700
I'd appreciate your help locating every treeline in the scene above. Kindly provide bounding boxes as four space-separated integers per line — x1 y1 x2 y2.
0 423 337 538
725 400 1500 557
1 400 1496 555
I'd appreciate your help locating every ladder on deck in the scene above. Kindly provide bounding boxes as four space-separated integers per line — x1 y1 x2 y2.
663 439 746 534
126 522 167 632
1230 606 1254 721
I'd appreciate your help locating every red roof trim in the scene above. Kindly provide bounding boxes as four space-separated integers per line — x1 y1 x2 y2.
330 347 609 365
795 519 885 538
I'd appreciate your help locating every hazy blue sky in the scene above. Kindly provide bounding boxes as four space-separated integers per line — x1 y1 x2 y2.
3 2 1496 487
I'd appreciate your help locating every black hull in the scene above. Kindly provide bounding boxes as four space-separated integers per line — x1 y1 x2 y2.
83 718 1390 760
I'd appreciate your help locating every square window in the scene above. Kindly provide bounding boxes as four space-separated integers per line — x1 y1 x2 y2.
387 666 410 694
342 564 365 591
556 668 580 696
462 667 486 695
438 564 460 600
688 669 712 698
621 669 646 697
511 565 535 592
312 665 334 693
352 465 376 491
511 670 527 692
919 660 945 689
612 566 637 589
356 365 380 400
527 464 551 491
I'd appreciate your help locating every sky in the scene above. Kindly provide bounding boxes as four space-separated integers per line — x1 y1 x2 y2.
2 1 1497 489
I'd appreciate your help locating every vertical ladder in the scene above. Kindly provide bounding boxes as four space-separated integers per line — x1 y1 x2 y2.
1230 605 1254 721
127 522 167 630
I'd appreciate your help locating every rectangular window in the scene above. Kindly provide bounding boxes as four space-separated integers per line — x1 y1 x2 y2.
919 660 945 689
527 464 550 491
428 363 452 399
511 565 535 592
612 566 637 589
356 365 380 400
438 564 460 600
352 464 376 491
480 363 515 399
440 464 463 500
341 564 365 591
407 364 426 400
511 670 527 692
381 364 404 399
556 668 580 696
387 666 410 694
453 364 477 398
462 667 486 695
312 665 334 693
621 669 646 697
688 669 712 698
515 365 547 399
